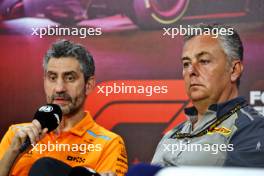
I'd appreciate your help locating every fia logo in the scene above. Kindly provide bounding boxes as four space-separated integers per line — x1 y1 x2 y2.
39 105 53 112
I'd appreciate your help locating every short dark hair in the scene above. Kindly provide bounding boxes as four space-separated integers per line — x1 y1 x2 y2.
43 39 95 82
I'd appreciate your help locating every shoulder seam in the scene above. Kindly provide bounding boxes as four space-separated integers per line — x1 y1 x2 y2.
240 108 254 121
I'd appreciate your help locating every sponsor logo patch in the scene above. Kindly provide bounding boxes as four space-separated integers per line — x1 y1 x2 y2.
208 127 231 136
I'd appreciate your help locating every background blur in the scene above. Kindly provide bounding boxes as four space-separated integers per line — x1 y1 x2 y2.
0 0 264 165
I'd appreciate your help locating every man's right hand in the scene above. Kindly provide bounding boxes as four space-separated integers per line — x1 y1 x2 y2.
0 120 48 176
10 119 48 153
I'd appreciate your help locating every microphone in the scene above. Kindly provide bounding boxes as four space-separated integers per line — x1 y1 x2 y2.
68 166 101 176
19 104 62 153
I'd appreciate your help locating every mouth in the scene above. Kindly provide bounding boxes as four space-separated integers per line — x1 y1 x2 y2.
53 98 69 104
190 84 203 88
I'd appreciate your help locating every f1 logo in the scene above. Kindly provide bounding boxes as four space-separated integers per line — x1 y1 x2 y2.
85 80 190 164
85 80 190 134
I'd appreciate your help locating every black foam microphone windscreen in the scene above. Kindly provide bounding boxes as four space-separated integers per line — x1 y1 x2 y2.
19 104 62 152
34 104 62 132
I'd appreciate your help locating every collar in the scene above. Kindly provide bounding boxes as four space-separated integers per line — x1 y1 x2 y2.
184 96 248 119
69 111 95 136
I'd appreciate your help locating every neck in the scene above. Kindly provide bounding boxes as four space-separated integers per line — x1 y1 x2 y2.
193 85 238 122
57 109 86 133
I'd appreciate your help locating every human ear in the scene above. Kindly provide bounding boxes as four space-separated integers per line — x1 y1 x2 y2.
85 76 96 95
230 60 244 83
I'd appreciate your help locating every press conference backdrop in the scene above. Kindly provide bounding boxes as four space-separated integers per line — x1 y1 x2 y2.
0 0 264 164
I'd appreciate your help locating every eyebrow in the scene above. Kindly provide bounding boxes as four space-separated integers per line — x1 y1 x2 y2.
46 71 77 76
195 51 210 58
64 71 78 77
181 51 211 61
46 71 56 75
181 56 190 61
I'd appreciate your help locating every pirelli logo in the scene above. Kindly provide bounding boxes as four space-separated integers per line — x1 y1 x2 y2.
208 127 232 136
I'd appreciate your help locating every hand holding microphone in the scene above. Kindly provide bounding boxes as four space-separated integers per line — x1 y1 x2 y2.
10 104 62 153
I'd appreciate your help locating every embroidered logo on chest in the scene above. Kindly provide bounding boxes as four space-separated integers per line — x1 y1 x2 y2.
208 127 231 136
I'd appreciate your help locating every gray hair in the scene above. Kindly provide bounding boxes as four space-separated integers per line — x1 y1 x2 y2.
43 39 95 82
184 23 244 86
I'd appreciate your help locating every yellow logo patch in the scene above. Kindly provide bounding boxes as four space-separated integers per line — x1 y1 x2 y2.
207 127 231 136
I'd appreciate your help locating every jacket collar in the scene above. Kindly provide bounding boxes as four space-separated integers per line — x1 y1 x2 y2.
69 111 95 136
184 96 248 119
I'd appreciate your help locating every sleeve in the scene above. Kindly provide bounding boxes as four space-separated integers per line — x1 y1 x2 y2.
95 136 128 176
224 118 264 167
151 122 186 166
151 130 176 167
0 125 16 160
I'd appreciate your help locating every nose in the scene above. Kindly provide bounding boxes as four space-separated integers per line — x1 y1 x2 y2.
54 79 66 93
187 61 199 77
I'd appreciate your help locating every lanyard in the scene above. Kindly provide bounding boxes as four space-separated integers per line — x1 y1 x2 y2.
170 103 246 139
